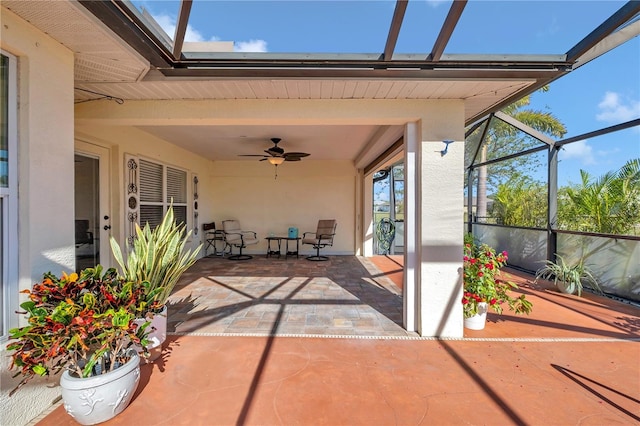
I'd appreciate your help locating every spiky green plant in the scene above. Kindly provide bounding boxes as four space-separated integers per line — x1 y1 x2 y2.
110 206 201 309
535 255 602 296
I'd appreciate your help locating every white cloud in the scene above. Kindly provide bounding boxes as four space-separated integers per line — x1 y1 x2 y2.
559 140 596 166
153 13 266 52
234 40 268 53
596 91 640 123
153 14 179 41
153 14 217 42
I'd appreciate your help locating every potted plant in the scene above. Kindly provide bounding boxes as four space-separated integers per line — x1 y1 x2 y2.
535 254 602 296
7 266 152 425
110 206 201 358
462 237 533 330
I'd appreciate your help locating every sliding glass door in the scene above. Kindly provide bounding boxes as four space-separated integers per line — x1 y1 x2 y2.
75 143 111 272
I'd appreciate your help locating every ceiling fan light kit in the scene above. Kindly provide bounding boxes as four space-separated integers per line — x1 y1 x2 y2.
238 137 310 179
268 157 285 165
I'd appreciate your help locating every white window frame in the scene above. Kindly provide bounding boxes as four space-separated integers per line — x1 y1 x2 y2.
1 50 18 340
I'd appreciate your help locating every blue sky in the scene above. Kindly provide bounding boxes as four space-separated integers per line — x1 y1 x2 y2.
133 0 639 187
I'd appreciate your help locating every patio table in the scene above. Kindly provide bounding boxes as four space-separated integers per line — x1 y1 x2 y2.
266 236 301 259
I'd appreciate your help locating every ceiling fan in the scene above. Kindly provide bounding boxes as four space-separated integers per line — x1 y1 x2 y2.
239 138 310 164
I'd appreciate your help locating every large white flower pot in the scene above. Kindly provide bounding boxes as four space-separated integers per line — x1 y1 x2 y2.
147 305 167 361
60 352 141 425
134 305 168 362
464 302 488 330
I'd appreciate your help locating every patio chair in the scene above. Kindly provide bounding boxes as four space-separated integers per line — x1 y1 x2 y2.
222 220 259 260
302 219 337 261
202 222 227 256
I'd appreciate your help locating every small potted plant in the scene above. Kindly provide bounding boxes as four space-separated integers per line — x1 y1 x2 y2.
110 205 201 358
7 266 153 425
535 254 602 296
462 237 533 330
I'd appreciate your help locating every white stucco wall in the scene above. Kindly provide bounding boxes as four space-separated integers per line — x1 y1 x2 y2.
1 8 75 426
76 118 358 257
74 124 215 258
75 98 434 257
211 160 356 255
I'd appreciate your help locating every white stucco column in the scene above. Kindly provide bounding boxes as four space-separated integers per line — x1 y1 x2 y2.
403 122 420 332
405 102 465 337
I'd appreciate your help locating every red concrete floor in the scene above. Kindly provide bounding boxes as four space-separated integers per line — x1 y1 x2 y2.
35 255 640 426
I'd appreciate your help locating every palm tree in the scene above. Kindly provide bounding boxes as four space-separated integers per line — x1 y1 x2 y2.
474 89 567 222
491 174 547 227
559 158 640 235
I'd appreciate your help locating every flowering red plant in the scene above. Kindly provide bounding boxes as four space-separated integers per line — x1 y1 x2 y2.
462 239 532 318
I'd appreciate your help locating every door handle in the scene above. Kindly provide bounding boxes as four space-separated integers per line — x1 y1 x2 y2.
103 225 111 230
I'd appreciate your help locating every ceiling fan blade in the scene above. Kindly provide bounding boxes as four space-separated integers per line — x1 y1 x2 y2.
239 138 308 162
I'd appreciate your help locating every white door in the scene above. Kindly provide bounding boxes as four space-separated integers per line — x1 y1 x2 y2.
75 141 111 271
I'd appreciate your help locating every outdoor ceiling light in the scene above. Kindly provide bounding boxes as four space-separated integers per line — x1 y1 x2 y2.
268 157 285 180
441 140 454 156
268 157 285 165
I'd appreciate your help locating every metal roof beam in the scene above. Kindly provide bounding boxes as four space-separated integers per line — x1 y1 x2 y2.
383 0 408 61
464 118 487 139
494 111 556 147
172 0 193 59
157 67 564 80
430 0 467 61
573 14 640 69
468 113 494 169
177 52 569 64
555 118 640 147
566 1 640 62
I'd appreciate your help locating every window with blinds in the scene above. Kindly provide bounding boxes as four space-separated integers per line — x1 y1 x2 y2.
139 159 188 230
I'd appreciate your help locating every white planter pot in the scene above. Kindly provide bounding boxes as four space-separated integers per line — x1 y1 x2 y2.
60 352 141 425
556 280 578 295
464 302 488 330
147 306 167 361
134 305 168 362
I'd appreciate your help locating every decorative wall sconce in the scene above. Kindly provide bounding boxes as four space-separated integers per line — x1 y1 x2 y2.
193 175 199 235
441 140 454 156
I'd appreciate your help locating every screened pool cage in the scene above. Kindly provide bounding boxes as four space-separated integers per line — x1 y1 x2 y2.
372 115 639 304
465 114 640 304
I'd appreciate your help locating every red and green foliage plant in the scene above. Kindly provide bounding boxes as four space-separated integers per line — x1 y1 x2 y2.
462 237 533 318
7 266 155 396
